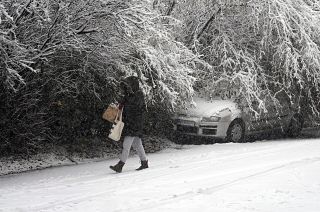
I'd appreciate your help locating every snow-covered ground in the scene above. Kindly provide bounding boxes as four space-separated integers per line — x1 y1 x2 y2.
1 138 320 212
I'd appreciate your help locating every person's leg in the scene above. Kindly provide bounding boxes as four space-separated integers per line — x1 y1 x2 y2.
132 137 147 161
110 136 134 173
120 136 135 163
132 137 148 170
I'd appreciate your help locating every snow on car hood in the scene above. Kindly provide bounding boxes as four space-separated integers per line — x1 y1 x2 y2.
179 97 238 117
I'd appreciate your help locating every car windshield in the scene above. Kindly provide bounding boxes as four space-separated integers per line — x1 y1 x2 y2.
193 80 240 101
194 90 239 102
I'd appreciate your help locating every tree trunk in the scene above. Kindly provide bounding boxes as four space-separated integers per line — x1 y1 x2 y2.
196 7 221 40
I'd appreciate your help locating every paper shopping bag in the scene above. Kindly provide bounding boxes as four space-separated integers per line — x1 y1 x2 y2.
102 104 119 123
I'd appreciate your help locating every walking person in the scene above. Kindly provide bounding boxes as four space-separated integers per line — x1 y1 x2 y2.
110 76 148 173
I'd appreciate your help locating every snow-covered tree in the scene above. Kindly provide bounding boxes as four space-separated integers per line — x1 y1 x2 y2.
1 0 196 107
0 0 198 154
173 0 320 120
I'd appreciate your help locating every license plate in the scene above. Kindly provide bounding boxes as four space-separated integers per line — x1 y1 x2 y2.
177 119 195 126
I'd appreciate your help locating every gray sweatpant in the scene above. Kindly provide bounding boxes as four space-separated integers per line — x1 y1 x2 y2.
120 136 147 163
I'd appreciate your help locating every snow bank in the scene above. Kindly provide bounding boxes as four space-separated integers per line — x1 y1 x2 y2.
0 153 73 176
0 136 176 176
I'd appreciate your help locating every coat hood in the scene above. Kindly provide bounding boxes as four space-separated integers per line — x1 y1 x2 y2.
121 76 140 94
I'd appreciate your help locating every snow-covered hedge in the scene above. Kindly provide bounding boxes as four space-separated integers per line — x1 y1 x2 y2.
0 0 197 156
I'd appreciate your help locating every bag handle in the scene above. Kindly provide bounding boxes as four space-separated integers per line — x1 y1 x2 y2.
119 107 123 121
115 106 123 123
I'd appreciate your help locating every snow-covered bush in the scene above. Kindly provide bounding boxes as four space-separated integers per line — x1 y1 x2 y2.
0 0 197 155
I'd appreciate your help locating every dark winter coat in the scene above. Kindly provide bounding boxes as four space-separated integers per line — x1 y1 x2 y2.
120 76 146 137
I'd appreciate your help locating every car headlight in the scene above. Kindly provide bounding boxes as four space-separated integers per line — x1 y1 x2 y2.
201 116 221 122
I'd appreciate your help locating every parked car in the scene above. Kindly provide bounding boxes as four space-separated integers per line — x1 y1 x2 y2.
172 95 303 143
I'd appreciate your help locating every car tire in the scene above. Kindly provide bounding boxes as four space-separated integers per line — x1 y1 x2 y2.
226 119 245 143
287 115 303 138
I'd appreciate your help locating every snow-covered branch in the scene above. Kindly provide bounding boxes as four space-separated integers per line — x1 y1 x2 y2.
174 0 320 118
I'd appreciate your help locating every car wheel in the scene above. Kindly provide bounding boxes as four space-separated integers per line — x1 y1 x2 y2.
226 119 245 143
287 115 303 138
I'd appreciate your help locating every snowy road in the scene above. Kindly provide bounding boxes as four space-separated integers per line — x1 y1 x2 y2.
1 139 320 212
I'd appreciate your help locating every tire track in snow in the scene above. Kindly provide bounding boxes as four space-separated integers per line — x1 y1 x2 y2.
1 141 315 212
24 156 320 212
114 157 320 212
12 141 306 192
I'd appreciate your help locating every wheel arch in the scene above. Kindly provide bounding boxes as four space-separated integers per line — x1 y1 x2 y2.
226 118 246 142
229 117 246 129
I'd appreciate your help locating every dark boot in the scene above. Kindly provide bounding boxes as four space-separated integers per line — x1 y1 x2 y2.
110 161 125 173
136 160 148 171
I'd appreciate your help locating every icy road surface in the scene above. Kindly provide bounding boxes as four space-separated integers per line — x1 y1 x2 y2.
1 139 320 212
